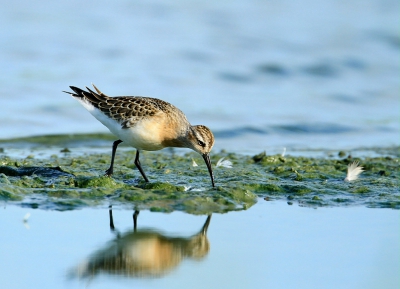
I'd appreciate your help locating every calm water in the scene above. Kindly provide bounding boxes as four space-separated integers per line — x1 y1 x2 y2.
1 201 399 289
1 2 399 288
0 0 399 153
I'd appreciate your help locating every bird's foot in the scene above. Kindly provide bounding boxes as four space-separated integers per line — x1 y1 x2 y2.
104 168 113 177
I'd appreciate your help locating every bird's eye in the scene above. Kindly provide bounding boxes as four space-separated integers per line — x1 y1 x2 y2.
197 140 205 147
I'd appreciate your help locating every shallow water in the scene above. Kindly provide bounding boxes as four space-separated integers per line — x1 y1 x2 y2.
1 201 399 289
0 0 399 153
1 1 399 288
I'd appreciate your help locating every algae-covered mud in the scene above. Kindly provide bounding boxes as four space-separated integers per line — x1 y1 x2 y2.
0 135 399 213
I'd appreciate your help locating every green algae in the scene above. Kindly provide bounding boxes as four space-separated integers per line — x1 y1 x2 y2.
0 136 399 213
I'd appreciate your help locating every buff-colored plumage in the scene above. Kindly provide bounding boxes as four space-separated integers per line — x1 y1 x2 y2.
71 211 211 279
64 84 215 186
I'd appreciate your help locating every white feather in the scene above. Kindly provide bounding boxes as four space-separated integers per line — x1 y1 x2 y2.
344 161 364 182
74 97 120 134
23 212 30 222
192 158 198 167
23 212 31 230
216 157 233 168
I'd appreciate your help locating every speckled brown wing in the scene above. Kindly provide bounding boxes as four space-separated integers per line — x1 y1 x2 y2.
67 85 174 129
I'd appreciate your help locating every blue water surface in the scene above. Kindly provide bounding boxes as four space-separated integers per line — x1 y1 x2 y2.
1 201 399 289
0 0 399 153
1 3 399 289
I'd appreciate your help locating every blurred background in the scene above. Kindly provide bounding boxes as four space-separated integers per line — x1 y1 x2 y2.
0 0 399 153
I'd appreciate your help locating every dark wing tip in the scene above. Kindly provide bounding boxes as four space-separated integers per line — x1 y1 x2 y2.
85 86 97 96
69 86 84 95
64 86 90 99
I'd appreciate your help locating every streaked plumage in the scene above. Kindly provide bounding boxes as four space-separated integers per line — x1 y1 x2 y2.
64 84 215 186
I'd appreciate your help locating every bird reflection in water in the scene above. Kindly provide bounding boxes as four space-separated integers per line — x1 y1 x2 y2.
71 207 211 279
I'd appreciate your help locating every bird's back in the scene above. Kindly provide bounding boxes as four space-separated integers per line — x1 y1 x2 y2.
65 85 192 150
67 85 187 128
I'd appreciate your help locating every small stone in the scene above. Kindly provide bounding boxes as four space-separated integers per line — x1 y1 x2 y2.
378 170 389 176
252 151 266 163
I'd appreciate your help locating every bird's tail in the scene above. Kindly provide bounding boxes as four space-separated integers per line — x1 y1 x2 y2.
63 84 108 104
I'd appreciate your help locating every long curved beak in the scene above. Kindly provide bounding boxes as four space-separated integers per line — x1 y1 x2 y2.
202 153 215 187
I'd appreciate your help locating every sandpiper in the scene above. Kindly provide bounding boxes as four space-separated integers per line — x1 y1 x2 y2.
64 84 215 187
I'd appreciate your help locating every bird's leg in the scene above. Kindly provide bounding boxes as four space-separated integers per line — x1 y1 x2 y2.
109 205 115 231
134 150 149 182
133 210 140 231
105 139 123 176
200 214 212 235
108 205 122 237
